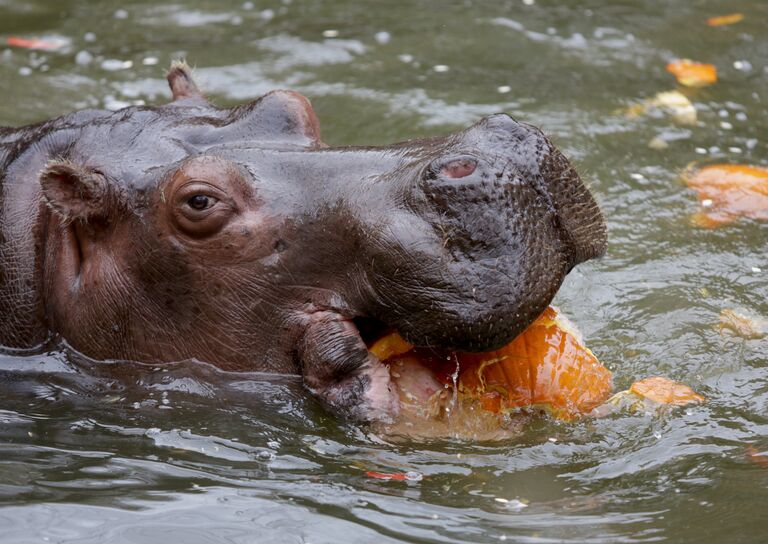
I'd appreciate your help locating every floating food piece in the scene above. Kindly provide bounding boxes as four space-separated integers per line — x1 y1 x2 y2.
746 446 768 469
365 471 420 481
602 377 705 415
666 59 717 87
629 377 705 405
718 309 768 339
5 36 63 50
706 13 744 27
626 90 697 125
683 164 768 227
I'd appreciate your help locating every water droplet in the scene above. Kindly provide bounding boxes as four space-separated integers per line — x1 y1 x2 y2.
374 31 391 45
75 50 93 65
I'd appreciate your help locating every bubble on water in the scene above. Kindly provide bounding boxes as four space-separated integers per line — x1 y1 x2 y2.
720 121 733 130
497 85 511 93
733 60 752 71
142 56 158 66
735 111 748 121
522 0 535 4
405 471 423 481
18 66 32 76
322 29 339 38
75 50 93 65
101 59 133 71
728 147 742 153
708 146 720 153
83 32 96 43
256 450 276 461
718 109 729 118
695 147 707 154
374 31 391 45
260 9 275 21
242 1 254 9
114 9 128 20
433 64 449 72
630 173 645 180
398 54 414 63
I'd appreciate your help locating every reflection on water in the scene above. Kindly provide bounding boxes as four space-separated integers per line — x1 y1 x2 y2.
1 0 767 542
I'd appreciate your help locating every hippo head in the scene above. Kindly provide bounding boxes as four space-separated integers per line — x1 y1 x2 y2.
37 63 606 420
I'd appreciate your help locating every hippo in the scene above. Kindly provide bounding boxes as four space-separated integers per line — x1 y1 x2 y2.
0 63 606 421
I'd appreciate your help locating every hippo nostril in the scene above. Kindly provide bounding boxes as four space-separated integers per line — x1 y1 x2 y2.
440 158 477 179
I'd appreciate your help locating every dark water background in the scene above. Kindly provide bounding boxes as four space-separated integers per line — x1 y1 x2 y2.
1 1 767 542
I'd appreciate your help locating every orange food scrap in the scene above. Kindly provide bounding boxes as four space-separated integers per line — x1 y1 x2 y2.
666 59 717 87
5 36 62 50
746 446 768 469
629 377 704 406
706 13 744 27
684 164 768 227
368 332 413 361
718 309 767 340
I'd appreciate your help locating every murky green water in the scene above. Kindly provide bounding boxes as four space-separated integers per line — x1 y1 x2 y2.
1 0 767 542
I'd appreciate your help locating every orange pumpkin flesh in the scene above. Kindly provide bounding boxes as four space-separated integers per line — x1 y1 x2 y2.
666 59 718 87
684 164 768 227
369 307 613 422
706 13 744 27
629 377 705 405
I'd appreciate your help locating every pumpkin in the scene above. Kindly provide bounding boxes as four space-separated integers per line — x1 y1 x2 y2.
369 306 613 421
684 164 768 228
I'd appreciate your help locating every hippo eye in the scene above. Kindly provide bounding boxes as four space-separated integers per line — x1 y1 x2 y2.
172 181 234 238
187 194 217 211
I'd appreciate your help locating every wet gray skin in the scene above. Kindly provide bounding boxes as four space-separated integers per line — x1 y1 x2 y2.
0 1 766 543
0 64 605 421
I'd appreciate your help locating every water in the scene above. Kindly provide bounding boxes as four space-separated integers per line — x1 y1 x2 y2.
1 0 767 542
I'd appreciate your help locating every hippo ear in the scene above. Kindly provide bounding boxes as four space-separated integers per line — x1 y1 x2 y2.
39 161 112 222
237 90 322 143
167 60 204 102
